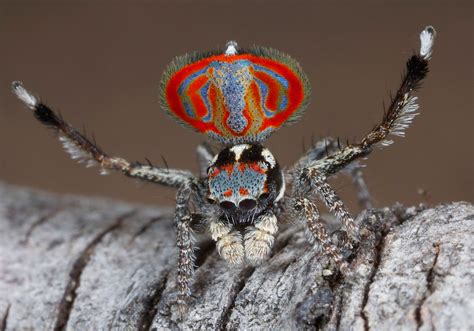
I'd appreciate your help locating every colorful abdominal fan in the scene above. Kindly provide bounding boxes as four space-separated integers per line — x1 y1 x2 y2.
160 42 311 144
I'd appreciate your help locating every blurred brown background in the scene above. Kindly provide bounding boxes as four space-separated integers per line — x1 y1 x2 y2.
0 1 472 212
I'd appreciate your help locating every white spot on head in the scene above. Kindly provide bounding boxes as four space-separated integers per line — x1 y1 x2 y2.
230 144 251 161
11 81 38 109
420 26 436 60
225 40 238 56
261 148 276 168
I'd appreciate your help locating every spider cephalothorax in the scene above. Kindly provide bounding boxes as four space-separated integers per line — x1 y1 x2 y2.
207 143 284 219
12 26 436 315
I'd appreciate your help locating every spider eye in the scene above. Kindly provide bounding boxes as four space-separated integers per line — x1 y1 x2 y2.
207 197 216 204
219 201 236 210
259 193 270 200
239 199 257 210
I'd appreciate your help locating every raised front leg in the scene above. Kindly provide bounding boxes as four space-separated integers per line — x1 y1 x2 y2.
307 27 436 179
12 82 194 188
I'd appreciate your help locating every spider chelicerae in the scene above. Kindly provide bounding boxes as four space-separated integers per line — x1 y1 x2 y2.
12 26 436 312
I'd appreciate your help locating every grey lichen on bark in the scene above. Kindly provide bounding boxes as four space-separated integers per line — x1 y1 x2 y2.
0 182 472 330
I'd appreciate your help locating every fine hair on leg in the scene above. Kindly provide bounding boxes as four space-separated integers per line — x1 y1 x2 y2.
175 183 198 313
293 137 373 209
291 195 349 274
307 27 436 179
11 81 194 187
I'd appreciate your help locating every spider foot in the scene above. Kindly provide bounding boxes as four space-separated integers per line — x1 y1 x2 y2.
176 296 189 320
166 291 192 321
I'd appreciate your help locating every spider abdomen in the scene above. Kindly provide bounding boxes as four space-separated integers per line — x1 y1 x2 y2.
207 144 284 218
160 43 311 145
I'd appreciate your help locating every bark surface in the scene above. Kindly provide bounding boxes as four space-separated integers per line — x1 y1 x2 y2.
0 182 472 330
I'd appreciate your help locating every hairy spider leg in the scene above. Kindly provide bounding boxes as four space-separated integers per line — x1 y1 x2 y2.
12 82 206 315
302 169 360 243
11 26 436 316
175 183 199 315
11 82 195 188
291 193 350 274
291 26 436 270
292 137 373 210
308 27 436 178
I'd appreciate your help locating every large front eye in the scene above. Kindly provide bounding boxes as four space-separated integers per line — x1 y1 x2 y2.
220 201 236 210
239 199 257 210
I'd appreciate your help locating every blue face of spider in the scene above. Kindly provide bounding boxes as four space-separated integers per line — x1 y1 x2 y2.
207 144 284 218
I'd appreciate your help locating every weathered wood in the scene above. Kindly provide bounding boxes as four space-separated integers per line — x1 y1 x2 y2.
0 182 472 330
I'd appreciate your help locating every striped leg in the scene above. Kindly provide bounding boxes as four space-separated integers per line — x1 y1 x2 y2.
175 183 198 314
291 195 349 274
303 168 359 243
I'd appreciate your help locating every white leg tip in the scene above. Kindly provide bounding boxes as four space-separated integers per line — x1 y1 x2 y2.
420 26 436 60
11 81 38 109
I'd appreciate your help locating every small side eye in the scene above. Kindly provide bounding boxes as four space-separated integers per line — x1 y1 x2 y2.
207 197 216 204
259 193 270 200
239 199 257 210
219 201 236 210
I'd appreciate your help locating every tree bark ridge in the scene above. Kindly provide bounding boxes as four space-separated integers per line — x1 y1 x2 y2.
0 182 472 330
